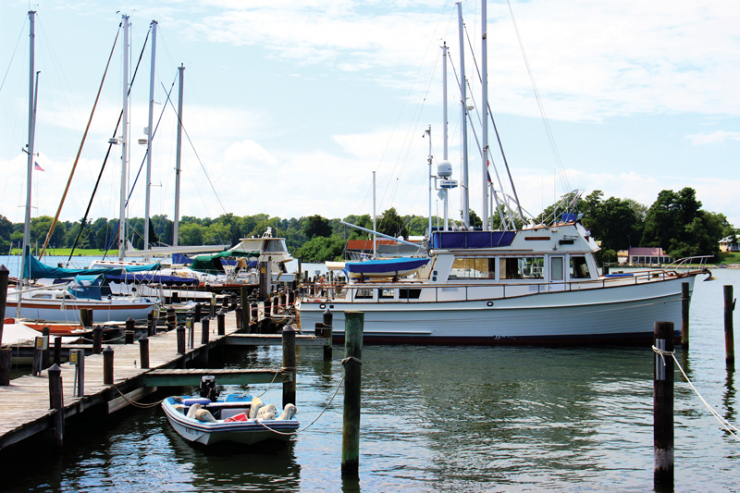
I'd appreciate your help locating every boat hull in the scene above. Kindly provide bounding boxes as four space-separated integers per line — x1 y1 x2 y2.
5 299 158 323
298 276 694 345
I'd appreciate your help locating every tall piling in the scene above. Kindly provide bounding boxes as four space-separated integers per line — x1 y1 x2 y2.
0 266 10 386
725 285 735 366
323 308 333 360
48 364 64 449
282 325 296 408
342 311 364 477
681 282 690 348
654 321 675 487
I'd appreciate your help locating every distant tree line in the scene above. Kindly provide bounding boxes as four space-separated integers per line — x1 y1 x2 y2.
0 187 733 262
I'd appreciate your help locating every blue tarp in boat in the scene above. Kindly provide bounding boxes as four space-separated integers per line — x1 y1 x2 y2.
68 274 112 300
344 257 429 274
23 251 161 279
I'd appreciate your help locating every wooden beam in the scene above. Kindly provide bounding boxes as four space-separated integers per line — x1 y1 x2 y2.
107 386 158 414
225 334 329 347
143 369 293 386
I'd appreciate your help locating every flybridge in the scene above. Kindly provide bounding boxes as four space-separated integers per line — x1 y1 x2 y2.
431 230 516 249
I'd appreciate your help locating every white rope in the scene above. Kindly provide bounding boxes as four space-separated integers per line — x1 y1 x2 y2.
653 346 740 441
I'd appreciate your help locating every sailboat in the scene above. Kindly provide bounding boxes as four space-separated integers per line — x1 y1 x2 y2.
296 1 710 346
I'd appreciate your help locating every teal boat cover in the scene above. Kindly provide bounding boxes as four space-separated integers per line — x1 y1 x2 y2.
24 253 161 279
189 250 260 275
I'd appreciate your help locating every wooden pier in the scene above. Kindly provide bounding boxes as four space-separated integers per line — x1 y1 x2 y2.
0 310 330 451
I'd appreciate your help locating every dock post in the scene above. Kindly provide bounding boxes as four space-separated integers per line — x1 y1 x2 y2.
177 325 186 354
235 306 242 329
201 318 210 345
221 296 229 310
0 265 9 386
79 309 90 328
54 336 62 366
92 326 103 354
342 311 364 476
229 294 238 311
297 258 302 282
41 327 51 370
166 307 176 332
194 303 202 323
210 296 216 319
125 316 135 342
147 311 155 336
282 324 296 408
241 297 250 333
73 349 84 397
261 298 272 333
103 346 114 385
654 321 675 487
48 364 64 449
323 309 333 360
187 312 194 349
86 308 94 328
217 311 225 336
139 334 150 370
681 282 690 348
725 285 735 366
240 286 249 310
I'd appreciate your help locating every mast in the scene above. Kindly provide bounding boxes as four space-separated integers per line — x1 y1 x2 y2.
372 171 377 258
118 14 130 261
457 2 470 229
426 125 432 237
442 42 449 161
174 64 184 247
144 20 158 258
481 0 490 231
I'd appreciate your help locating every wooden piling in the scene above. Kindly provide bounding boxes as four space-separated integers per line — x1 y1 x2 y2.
54 337 62 366
92 326 103 354
41 327 50 370
74 349 84 397
282 325 296 408
177 325 186 354
681 282 690 348
125 330 135 345
725 285 735 366
654 321 675 487
342 311 364 476
79 308 90 328
240 286 249 309
217 311 225 336
166 307 176 332
235 306 242 329
187 314 194 349
201 318 210 345
0 265 9 386
147 311 156 336
261 299 272 333
48 364 64 449
194 303 202 323
241 294 250 333
323 309 333 360
103 346 114 385
139 334 150 370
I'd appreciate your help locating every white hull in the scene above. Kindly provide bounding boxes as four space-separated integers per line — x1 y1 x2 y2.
5 298 158 323
298 276 694 345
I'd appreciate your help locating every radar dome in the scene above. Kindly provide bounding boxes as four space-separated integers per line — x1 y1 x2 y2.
437 160 452 178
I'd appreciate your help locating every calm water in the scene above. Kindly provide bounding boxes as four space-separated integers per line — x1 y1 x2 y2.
1 264 739 491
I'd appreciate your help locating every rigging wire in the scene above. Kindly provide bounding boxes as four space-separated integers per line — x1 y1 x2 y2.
0 17 27 95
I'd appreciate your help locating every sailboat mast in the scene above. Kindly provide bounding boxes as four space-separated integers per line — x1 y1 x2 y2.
22 11 36 280
174 64 184 247
456 2 470 229
442 43 448 161
144 20 158 259
372 171 377 258
481 0 490 231
426 126 432 237
119 15 130 261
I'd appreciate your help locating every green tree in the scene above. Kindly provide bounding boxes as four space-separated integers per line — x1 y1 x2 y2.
298 236 345 262
377 208 408 239
305 215 332 238
179 223 204 246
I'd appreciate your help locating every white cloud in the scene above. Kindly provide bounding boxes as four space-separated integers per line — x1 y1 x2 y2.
686 130 740 145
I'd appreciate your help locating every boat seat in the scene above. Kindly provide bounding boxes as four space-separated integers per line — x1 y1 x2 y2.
220 408 249 419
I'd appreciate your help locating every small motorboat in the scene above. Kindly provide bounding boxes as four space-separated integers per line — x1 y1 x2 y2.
162 377 299 446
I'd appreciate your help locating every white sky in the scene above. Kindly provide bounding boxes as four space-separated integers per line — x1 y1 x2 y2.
1 0 739 230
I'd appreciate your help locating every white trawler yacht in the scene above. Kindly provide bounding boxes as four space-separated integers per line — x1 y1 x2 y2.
297 221 708 345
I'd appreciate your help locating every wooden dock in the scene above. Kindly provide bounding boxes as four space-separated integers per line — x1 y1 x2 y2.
0 310 329 451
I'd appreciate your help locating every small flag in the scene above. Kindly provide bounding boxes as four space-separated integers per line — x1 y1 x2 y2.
34 162 44 171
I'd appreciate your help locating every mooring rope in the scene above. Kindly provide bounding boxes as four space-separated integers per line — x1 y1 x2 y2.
256 374 347 436
111 383 166 409
652 345 740 442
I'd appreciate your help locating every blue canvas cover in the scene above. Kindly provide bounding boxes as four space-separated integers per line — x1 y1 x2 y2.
23 251 161 279
344 257 429 274
431 231 516 249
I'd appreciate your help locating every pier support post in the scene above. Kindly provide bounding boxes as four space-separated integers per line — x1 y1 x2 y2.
147 311 156 336
92 326 103 354
241 298 250 334
725 285 735 367
282 324 296 408
103 346 114 385
166 307 176 332
323 309 333 361
41 327 50 370
201 318 210 345
177 325 186 354
139 334 149 370
194 303 202 323
210 297 216 319
187 313 194 349
654 321 675 487
217 311 225 336
681 282 690 348
54 336 62 366
235 306 242 329
48 364 64 449
71 349 84 397
0 265 9 386
342 311 364 477
125 316 135 344
261 299 272 334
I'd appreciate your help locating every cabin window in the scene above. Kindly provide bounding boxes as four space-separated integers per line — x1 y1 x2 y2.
499 257 544 279
449 258 493 279
399 288 422 299
570 256 591 279
33 294 52 299
550 257 564 281
354 288 374 299
378 289 395 299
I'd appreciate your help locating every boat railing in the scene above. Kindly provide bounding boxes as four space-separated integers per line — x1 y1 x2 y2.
300 266 697 304
665 255 714 272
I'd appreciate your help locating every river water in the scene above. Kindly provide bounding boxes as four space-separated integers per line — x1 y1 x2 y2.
1 259 738 491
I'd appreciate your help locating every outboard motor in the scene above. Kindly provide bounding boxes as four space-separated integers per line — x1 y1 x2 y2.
199 375 220 401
